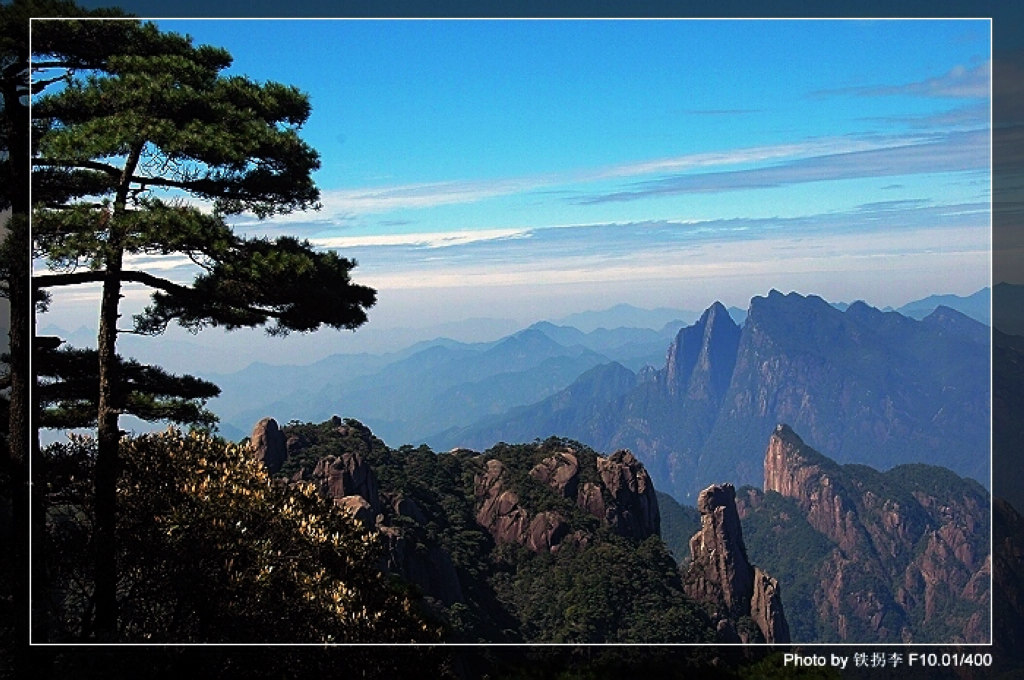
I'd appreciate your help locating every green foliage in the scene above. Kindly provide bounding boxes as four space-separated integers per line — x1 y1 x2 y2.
137 235 376 336
29 19 377 639
39 430 439 642
478 437 604 530
31 17 376 337
36 343 221 429
493 535 712 643
656 490 701 564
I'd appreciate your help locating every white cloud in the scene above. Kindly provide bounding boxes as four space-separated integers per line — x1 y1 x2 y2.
353 224 990 299
311 227 531 249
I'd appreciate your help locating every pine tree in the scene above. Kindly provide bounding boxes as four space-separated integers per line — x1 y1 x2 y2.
30 18 375 639
35 341 221 431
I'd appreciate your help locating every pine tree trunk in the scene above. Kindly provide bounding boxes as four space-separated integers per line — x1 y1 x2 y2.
91 143 142 641
92 263 122 640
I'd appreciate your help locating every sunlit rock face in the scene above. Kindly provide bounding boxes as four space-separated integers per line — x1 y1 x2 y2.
758 423 989 643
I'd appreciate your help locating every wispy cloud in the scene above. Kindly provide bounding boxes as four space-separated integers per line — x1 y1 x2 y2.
816 61 990 99
231 177 548 228
335 199 989 281
312 139 883 218
578 129 989 204
353 223 990 299
319 179 538 214
311 228 530 250
585 137 886 181
862 103 990 130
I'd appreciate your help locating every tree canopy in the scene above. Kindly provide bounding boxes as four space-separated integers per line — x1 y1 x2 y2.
31 18 376 336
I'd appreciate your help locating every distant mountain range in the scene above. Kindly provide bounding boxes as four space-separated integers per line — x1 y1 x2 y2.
432 291 990 503
895 287 990 324
553 303 696 332
204 320 687 444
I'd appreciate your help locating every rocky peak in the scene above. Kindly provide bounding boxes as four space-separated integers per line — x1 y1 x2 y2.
529 451 580 499
308 451 383 525
682 483 790 643
760 423 990 642
763 423 864 553
664 301 740 399
688 484 753 614
250 417 287 474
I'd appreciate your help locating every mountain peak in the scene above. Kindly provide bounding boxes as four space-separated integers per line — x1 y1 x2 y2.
664 301 741 398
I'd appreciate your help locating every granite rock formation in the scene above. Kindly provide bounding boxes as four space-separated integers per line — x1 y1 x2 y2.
438 292 990 504
682 483 790 643
250 417 287 474
474 446 660 553
752 423 990 643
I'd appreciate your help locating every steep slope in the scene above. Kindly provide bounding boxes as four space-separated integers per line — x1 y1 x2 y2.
682 483 790 643
743 424 990 643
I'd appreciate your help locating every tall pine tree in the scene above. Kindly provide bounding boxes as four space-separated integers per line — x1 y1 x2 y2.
31 18 375 639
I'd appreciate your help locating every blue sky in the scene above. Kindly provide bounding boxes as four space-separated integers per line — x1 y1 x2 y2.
39 19 992 345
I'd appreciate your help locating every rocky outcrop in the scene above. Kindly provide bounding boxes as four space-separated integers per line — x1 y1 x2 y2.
597 450 660 538
764 423 871 554
529 451 579 499
683 483 790 643
684 484 753 615
308 451 383 524
475 459 534 547
759 423 990 643
664 300 740 403
751 566 789 644
250 417 287 473
474 446 660 553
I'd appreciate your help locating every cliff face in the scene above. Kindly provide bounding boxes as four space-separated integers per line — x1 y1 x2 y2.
699 293 990 497
683 483 790 643
755 424 990 643
664 301 741 403
250 417 287 474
